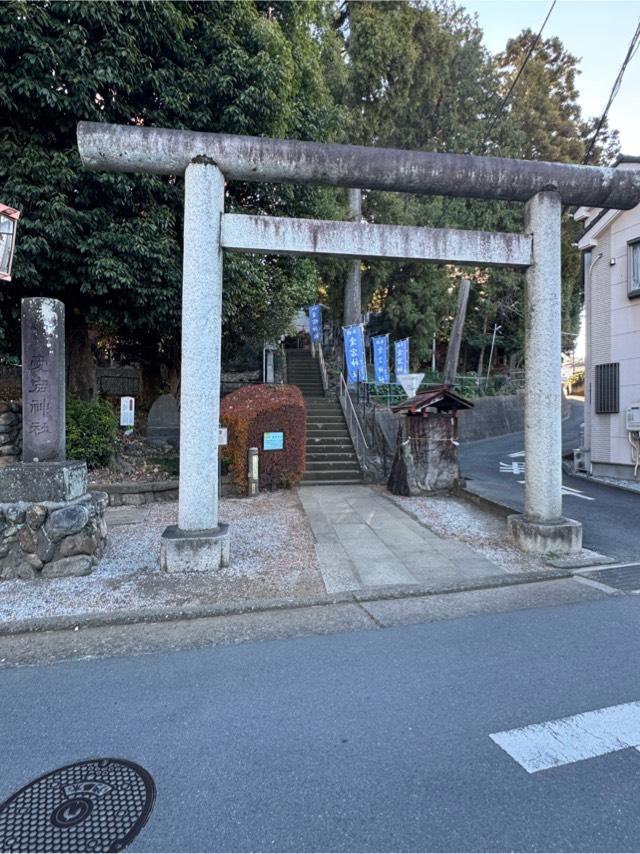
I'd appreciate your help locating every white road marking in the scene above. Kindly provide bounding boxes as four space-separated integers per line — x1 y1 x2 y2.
515 480 595 501
562 484 596 501
508 451 525 458
491 701 640 773
500 462 525 474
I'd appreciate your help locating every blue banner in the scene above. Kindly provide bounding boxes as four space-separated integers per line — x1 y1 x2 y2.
309 304 323 343
395 338 410 378
343 324 367 384
372 335 390 383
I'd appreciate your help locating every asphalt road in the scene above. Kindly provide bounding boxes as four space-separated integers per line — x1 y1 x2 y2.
460 400 640 562
4 591 640 851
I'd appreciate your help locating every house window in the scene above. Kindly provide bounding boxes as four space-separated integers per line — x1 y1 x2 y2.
594 362 619 414
629 239 640 298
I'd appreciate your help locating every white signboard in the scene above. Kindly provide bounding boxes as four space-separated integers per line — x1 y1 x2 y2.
120 396 135 427
397 373 424 399
218 427 228 446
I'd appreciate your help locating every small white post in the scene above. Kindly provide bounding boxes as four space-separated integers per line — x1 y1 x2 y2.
161 158 230 571
508 189 581 554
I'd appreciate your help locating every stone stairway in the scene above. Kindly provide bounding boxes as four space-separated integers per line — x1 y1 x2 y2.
286 349 362 485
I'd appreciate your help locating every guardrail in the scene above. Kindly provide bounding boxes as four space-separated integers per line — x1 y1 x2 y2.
339 372 369 467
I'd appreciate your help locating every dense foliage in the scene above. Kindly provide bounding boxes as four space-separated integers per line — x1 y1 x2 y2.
0 0 343 397
323 1 617 373
220 384 306 490
66 397 118 467
0 0 618 388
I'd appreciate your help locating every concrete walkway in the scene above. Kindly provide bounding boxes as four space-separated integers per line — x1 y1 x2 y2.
298 484 504 593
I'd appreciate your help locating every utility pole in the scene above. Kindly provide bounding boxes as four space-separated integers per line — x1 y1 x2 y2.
343 188 362 327
486 323 502 384
442 278 471 387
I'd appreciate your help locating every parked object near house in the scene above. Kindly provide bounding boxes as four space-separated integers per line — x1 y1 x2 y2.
575 155 640 479
146 394 180 448
387 386 473 495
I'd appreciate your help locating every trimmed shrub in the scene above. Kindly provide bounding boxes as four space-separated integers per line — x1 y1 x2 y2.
66 397 118 468
221 385 306 491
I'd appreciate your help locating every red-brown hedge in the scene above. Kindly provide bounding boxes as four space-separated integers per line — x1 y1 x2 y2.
220 384 306 491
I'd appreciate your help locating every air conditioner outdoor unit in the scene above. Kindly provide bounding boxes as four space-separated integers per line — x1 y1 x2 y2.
626 404 640 431
573 448 588 473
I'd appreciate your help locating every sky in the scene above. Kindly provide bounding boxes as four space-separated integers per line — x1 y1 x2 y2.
459 0 640 155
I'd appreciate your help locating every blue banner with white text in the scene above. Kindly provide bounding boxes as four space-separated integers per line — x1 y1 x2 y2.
309 304 323 343
395 338 410 378
343 324 367 384
372 335 390 383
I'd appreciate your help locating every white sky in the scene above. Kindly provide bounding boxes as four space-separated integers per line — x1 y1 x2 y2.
460 0 640 155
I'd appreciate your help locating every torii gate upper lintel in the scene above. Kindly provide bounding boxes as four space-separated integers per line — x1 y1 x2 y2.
76 122 640 569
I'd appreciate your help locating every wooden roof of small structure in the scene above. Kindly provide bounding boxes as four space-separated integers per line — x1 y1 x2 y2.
391 385 474 415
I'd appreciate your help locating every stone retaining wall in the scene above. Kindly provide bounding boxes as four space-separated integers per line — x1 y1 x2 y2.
0 491 108 580
0 402 22 468
93 480 179 506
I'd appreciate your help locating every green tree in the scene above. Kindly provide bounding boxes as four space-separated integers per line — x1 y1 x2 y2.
0 0 343 400
330 3 617 376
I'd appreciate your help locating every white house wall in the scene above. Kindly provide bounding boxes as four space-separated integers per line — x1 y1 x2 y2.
587 205 640 476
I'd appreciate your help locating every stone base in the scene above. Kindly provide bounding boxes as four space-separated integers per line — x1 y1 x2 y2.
160 524 230 572
0 460 87 503
508 514 582 556
0 491 108 581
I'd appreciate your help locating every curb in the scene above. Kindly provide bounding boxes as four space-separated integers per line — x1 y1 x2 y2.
569 470 640 498
456 485 520 519
0 569 574 639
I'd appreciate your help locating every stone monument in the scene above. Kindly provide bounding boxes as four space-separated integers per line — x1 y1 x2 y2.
0 298 108 580
146 393 180 448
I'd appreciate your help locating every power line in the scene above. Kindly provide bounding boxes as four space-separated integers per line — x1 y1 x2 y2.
583 17 640 164
483 0 556 149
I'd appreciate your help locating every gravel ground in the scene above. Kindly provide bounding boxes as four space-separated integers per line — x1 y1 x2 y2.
0 492 324 626
387 492 549 574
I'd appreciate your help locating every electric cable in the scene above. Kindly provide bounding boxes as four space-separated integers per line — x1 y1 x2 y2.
482 0 556 149
583 18 640 164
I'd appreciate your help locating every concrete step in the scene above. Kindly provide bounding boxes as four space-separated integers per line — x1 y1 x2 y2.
306 460 361 472
306 449 358 459
302 470 363 483
307 417 346 426
305 404 340 413
306 435 353 445
307 434 351 442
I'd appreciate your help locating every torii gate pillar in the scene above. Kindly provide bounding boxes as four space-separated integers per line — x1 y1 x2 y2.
160 160 230 572
508 190 582 555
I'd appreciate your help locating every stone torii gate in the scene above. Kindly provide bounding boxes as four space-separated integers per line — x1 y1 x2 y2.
77 122 640 569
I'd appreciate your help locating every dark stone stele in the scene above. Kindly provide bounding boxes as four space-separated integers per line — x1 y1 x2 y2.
146 393 180 447
21 297 65 463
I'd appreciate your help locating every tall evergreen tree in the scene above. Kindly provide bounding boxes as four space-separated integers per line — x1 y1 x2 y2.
0 0 343 400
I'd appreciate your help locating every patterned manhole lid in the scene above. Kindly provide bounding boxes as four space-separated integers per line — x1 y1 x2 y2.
0 758 155 853
581 564 640 592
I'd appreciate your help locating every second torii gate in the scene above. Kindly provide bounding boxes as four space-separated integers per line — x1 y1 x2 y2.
77 122 640 569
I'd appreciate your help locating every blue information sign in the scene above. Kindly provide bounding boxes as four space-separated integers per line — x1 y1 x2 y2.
309 304 323 343
263 431 284 451
394 338 410 378
372 335 390 383
343 324 367 384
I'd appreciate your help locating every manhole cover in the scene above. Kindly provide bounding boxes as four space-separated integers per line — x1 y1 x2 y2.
0 758 155 853
582 564 640 592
